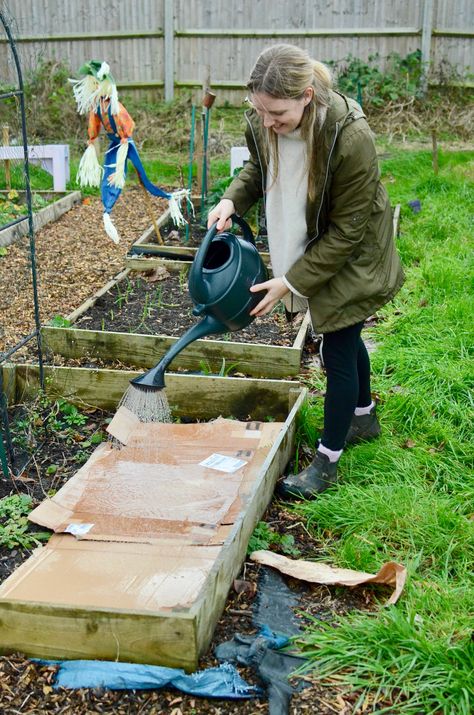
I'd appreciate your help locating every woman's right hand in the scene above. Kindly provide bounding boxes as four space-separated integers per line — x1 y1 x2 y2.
207 199 235 231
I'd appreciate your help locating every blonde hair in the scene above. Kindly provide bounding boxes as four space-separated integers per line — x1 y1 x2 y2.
246 44 332 201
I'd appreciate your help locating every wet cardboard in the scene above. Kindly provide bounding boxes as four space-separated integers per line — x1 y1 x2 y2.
0 416 287 667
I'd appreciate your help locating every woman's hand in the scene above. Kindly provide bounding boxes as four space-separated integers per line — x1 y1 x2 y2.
249 277 289 316
207 199 235 231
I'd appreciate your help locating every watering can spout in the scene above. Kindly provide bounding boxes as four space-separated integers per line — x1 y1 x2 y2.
130 314 226 391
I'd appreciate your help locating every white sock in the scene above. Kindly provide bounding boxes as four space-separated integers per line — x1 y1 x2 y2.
354 400 375 416
317 442 343 463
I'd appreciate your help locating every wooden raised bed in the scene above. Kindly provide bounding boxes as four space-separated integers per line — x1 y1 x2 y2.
125 204 401 272
0 191 81 248
126 218 271 272
41 266 311 379
0 363 306 670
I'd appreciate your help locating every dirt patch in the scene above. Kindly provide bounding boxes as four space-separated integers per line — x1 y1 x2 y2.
73 272 302 347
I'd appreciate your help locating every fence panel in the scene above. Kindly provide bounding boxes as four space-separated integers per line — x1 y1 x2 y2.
0 1 472 103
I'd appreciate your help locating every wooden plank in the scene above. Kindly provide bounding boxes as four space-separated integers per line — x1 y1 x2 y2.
126 244 272 271
14 365 302 421
0 600 197 670
0 364 16 405
0 191 81 249
192 389 306 656
42 323 303 379
65 268 130 324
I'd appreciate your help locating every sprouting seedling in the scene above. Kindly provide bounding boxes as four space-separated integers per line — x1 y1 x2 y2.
178 265 188 291
153 286 163 309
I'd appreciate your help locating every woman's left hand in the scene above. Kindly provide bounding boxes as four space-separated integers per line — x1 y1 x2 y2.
249 277 289 316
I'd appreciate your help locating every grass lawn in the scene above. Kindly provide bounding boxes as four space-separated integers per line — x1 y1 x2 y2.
291 148 474 713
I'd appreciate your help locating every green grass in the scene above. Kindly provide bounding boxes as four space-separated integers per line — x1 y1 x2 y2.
292 149 474 713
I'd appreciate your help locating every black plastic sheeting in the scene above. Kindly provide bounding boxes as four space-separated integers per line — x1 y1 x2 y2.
215 567 310 715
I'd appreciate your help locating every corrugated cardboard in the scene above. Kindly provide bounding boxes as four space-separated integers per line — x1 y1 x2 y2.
28 418 282 545
0 418 284 613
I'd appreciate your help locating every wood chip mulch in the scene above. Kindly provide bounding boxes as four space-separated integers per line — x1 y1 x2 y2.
0 187 168 355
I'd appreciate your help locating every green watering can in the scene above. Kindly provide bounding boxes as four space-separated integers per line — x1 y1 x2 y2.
131 214 268 390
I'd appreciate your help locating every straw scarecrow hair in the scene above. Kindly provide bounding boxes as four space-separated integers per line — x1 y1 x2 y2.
69 60 120 116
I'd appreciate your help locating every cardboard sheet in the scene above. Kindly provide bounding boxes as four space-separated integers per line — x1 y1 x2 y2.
0 535 220 611
29 419 284 545
250 550 407 605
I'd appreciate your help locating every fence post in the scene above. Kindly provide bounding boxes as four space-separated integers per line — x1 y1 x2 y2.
164 0 174 101
421 0 434 95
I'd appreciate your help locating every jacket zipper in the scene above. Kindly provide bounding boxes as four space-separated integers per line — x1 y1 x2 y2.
306 121 340 252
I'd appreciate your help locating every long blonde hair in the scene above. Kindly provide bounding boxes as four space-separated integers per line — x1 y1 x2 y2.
246 44 332 201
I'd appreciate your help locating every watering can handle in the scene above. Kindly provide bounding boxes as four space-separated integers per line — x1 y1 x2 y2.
194 214 256 276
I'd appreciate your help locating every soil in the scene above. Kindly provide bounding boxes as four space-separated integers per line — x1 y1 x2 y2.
0 186 169 355
73 272 302 348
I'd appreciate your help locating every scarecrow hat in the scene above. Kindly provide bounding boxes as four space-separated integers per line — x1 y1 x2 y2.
78 60 116 85
70 59 119 116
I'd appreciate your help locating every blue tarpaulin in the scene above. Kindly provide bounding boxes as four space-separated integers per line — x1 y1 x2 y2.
37 659 260 698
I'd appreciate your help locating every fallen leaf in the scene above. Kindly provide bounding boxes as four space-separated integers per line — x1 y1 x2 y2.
233 579 257 596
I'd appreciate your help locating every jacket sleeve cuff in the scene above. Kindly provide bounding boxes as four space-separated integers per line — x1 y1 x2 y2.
283 275 308 298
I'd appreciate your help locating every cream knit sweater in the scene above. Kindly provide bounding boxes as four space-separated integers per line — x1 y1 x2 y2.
266 128 309 312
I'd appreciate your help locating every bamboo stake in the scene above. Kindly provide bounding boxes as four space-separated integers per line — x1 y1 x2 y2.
135 169 164 244
2 125 11 190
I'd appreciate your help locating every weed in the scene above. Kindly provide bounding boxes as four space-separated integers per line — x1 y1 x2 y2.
199 359 240 377
0 494 50 549
49 315 72 328
247 521 300 558
178 265 188 291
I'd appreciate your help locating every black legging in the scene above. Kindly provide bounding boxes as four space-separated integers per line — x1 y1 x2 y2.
320 321 372 451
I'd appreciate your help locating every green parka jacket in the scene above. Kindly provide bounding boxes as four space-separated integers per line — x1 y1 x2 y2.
223 90 404 333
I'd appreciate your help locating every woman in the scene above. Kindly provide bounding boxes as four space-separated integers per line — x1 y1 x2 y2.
207 44 404 499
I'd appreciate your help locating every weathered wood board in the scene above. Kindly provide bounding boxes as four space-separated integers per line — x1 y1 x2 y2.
0 364 306 670
42 309 310 380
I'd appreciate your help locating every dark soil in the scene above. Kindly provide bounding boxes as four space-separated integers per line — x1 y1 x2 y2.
0 398 385 714
74 272 303 347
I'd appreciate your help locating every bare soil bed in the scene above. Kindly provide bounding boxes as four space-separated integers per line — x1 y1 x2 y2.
74 271 300 347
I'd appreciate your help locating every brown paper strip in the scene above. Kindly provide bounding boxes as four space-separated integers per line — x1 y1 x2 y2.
250 550 407 605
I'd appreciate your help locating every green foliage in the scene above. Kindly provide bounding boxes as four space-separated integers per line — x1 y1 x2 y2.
247 521 300 557
0 494 50 549
23 60 82 142
204 171 241 214
330 51 423 107
49 315 72 327
292 149 474 713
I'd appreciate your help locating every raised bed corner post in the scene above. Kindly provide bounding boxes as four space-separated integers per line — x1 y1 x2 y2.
0 10 44 389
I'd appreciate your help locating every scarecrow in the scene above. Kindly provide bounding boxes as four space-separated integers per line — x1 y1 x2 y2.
70 60 188 243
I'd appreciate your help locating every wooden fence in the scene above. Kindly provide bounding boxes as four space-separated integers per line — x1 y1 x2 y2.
0 0 473 104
